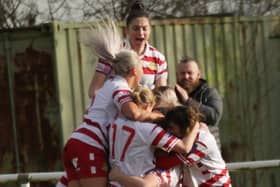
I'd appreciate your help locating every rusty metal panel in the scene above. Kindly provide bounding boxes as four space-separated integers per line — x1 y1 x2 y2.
0 26 62 187
151 17 280 186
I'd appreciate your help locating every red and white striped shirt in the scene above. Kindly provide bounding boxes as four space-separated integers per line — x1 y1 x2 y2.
177 130 231 187
70 76 132 152
96 40 168 89
109 116 179 187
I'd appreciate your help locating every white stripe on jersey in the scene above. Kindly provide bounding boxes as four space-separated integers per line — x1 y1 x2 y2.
143 49 166 62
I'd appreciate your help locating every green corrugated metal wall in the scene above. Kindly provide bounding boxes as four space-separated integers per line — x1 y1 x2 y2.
0 17 279 186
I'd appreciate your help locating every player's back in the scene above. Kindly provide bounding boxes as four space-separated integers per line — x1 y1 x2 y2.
187 129 231 186
109 116 157 176
109 115 178 176
84 75 132 130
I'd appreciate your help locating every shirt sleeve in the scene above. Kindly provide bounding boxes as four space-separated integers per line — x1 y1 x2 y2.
112 89 132 111
95 58 113 75
177 138 208 167
149 125 179 153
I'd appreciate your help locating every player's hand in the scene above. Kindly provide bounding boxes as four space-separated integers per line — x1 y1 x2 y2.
175 84 189 102
151 110 165 121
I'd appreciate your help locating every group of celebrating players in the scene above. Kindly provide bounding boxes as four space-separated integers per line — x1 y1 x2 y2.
56 1 231 187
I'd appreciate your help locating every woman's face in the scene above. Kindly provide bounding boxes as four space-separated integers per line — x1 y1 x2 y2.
126 17 151 49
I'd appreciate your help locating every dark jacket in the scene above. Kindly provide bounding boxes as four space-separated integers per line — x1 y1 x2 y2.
177 79 223 148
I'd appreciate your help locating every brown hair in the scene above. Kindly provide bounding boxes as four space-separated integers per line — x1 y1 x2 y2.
126 1 150 26
179 56 200 67
166 105 203 135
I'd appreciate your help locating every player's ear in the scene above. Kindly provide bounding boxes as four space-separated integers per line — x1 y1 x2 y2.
198 70 201 78
130 67 137 76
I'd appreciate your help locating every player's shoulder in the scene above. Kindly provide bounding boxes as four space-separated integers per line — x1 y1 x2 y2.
197 130 216 146
135 121 159 132
146 44 165 58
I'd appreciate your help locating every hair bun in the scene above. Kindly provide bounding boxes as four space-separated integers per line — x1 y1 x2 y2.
130 1 145 12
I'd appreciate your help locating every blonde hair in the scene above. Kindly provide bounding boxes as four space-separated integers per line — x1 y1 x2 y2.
131 86 155 106
153 86 181 109
81 19 141 77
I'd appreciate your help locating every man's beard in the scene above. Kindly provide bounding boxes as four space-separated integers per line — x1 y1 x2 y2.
178 79 200 93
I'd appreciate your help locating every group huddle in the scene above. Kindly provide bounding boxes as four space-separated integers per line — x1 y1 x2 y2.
56 1 231 187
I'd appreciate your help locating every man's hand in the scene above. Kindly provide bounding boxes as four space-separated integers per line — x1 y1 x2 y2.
175 84 189 103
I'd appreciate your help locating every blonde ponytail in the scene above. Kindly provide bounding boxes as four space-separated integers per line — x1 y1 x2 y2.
81 19 122 62
81 19 141 77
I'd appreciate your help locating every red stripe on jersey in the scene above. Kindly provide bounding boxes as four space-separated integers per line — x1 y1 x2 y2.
118 94 131 103
75 127 105 148
199 168 228 187
176 153 187 164
196 140 207 148
202 170 210 175
152 130 167 146
193 149 206 158
112 90 131 99
142 56 165 65
186 157 196 164
197 162 203 168
151 125 158 133
84 118 107 142
163 135 177 150
158 69 168 75
143 67 157 74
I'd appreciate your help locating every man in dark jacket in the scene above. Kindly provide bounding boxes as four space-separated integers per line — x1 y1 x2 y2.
175 56 223 148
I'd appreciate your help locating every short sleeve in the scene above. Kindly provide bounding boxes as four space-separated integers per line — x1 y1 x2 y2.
112 89 132 111
95 58 113 75
149 125 179 153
